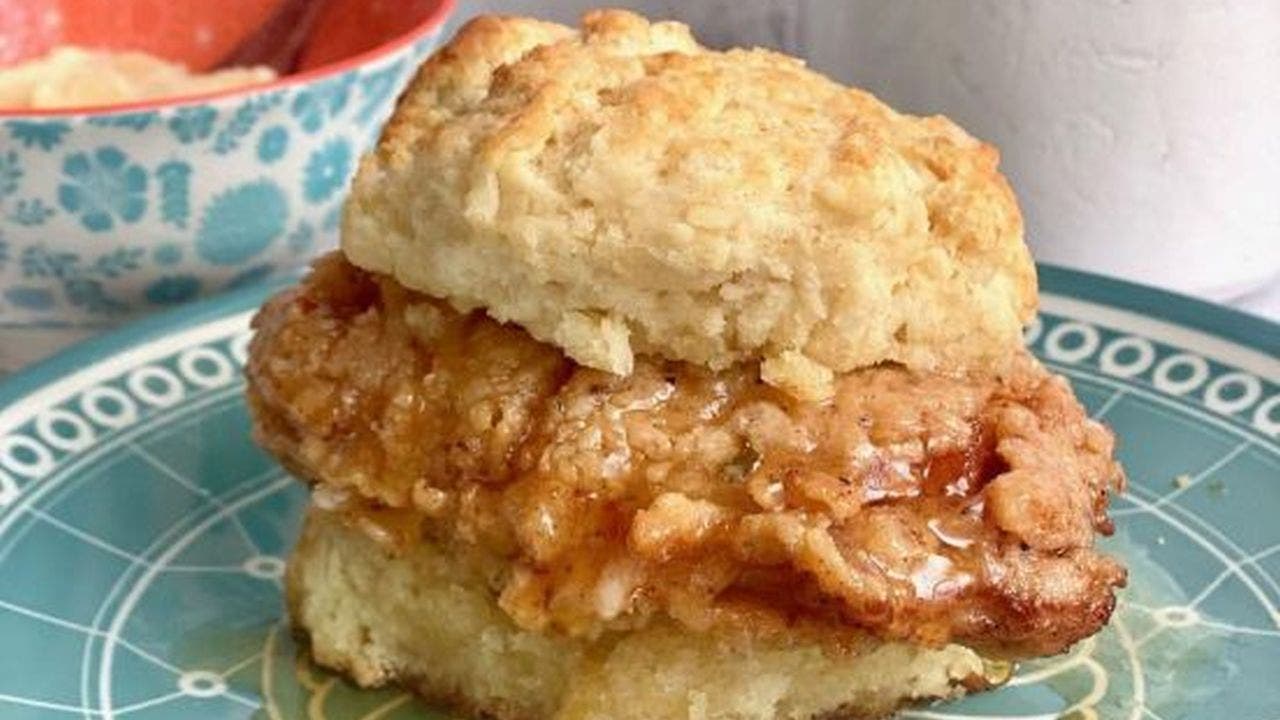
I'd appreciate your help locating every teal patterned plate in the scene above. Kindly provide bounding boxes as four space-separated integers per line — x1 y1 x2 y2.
0 266 1277 720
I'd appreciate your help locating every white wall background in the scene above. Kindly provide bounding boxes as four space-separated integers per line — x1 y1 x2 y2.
446 1 1280 320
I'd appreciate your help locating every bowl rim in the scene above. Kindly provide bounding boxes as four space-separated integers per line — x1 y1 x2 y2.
0 0 455 120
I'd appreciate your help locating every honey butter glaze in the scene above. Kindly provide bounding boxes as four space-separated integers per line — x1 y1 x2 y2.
247 254 1125 658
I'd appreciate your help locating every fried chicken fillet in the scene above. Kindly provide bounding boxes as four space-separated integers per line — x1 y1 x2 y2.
246 255 1125 719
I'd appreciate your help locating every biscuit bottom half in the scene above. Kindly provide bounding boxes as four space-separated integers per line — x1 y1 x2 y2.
287 505 1003 720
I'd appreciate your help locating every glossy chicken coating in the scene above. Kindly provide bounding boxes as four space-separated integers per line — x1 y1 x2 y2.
248 254 1125 658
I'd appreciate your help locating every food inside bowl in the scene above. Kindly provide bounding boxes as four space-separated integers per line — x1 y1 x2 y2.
0 46 275 109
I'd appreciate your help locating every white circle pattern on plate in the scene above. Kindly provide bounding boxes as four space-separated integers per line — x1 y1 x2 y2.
0 286 1276 720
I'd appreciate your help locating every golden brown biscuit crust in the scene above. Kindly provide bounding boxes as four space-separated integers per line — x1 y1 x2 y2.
343 10 1036 398
249 256 1123 659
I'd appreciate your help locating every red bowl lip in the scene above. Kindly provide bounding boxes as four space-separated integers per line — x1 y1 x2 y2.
0 0 455 119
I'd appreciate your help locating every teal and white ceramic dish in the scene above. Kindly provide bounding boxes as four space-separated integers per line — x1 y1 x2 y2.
0 266 1275 720
0 0 454 371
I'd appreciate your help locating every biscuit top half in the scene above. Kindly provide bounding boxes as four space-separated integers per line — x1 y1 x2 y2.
342 10 1036 399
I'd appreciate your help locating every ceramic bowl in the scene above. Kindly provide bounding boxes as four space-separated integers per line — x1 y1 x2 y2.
0 0 454 370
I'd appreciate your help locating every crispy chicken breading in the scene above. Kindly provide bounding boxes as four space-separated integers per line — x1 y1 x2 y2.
247 254 1125 659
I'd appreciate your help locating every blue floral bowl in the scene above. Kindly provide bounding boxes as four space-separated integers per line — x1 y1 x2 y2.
0 0 453 371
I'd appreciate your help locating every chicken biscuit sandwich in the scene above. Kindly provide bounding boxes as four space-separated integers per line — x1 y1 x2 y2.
246 10 1126 719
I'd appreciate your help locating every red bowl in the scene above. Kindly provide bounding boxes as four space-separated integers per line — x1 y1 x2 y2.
0 0 453 112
